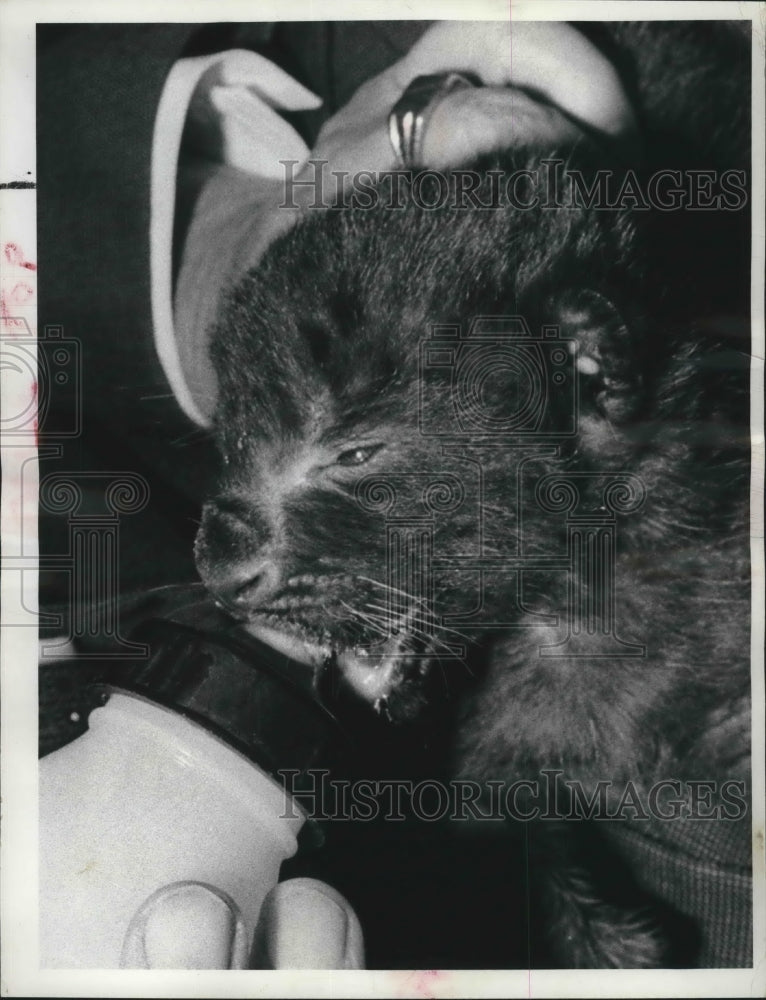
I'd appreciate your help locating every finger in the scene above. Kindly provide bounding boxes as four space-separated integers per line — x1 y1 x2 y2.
309 22 639 180
121 882 249 969
397 21 637 140
309 87 591 187
421 86 589 168
251 878 365 969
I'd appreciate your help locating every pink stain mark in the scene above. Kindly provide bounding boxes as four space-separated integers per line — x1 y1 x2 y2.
0 291 22 330
33 417 39 447
4 242 21 263
415 970 442 998
10 282 34 305
394 970 445 1000
4 241 36 270
31 380 38 401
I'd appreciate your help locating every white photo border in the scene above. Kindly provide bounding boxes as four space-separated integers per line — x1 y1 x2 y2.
1 1 763 996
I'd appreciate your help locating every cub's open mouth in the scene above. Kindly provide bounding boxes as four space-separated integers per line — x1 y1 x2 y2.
243 620 440 724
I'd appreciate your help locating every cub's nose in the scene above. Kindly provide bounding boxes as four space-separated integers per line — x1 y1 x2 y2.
207 557 282 614
195 499 282 614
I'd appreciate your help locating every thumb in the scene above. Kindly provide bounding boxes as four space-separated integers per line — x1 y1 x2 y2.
420 85 593 168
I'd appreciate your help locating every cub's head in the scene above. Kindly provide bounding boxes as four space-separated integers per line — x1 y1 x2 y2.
195 166 646 719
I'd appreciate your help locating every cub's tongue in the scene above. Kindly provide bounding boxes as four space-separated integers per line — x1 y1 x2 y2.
334 632 439 725
335 645 408 707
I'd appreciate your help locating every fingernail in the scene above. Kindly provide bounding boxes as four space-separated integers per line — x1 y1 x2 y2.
258 881 350 969
123 883 242 969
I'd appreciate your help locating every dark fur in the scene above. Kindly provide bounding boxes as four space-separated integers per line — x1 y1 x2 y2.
195 22 752 966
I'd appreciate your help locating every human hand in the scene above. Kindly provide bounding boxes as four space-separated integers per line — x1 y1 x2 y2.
120 878 365 969
231 20 639 275
309 20 639 177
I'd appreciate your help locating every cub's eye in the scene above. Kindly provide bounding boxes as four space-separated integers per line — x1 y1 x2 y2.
336 444 384 467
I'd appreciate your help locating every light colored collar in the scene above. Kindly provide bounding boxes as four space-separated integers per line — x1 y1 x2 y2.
150 49 319 428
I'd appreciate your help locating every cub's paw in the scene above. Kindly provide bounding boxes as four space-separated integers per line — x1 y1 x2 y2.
555 289 644 427
543 865 667 968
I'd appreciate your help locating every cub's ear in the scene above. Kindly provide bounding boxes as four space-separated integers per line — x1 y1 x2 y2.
553 289 643 425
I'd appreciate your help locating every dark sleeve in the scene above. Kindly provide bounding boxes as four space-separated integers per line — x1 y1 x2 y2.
36 25 256 502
